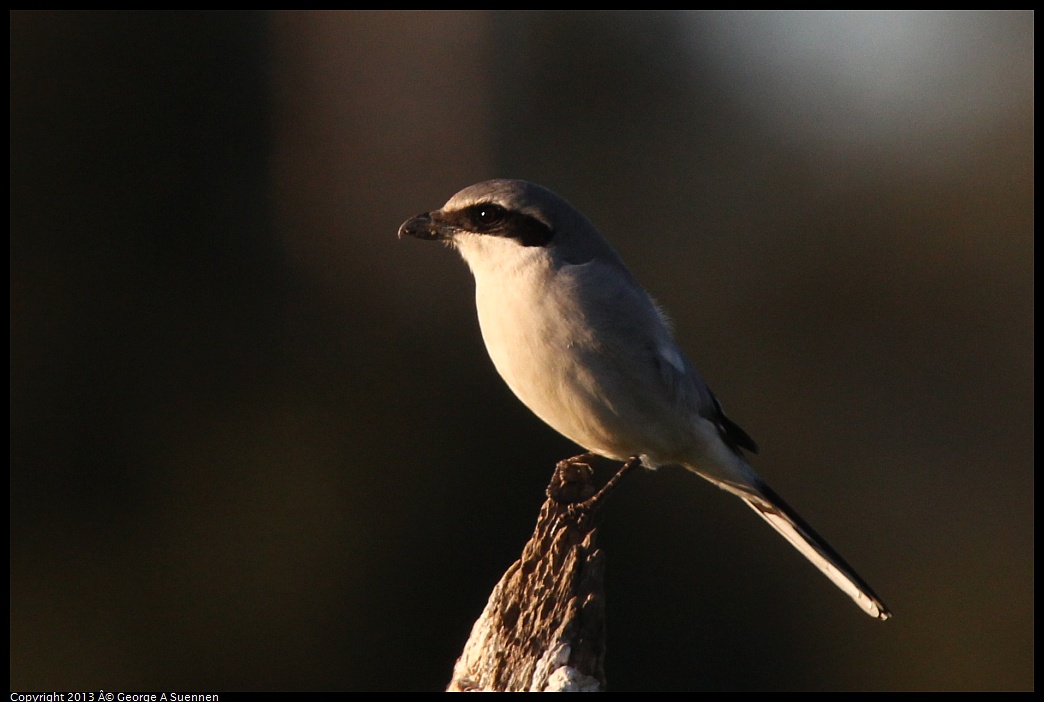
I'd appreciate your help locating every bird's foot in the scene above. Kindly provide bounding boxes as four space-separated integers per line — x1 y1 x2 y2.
552 455 643 516
546 453 600 503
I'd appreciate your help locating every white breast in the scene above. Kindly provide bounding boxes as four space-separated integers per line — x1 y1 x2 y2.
455 234 700 462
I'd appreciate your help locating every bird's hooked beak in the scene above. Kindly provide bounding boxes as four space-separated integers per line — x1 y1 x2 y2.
398 211 452 242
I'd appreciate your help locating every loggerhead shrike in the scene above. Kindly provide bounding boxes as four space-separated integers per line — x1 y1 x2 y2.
398 179 890 620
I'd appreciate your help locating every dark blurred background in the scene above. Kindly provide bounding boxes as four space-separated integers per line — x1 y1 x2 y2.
10 11 1033 691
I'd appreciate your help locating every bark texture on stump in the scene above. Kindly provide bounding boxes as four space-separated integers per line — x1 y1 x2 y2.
447 458 609 692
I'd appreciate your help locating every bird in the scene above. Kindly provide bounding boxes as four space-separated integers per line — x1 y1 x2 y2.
398 179 890 620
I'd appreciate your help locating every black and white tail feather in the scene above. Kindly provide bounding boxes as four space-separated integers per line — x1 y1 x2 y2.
738 480 890 620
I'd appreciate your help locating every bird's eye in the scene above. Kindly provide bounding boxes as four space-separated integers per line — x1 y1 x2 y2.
471 204 506 228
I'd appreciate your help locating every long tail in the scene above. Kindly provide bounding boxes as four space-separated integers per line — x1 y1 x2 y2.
739 481 891 620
